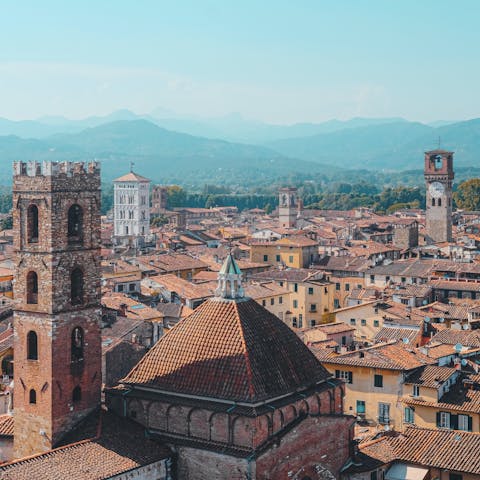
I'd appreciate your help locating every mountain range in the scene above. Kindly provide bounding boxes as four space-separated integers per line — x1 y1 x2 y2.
0 110 478 186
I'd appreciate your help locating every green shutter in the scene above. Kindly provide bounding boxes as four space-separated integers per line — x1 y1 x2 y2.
436 412 441 427
468 416 473 432
348 371 353 384
451 414 458 430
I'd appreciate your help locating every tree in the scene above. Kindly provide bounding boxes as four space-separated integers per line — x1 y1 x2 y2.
205 195 216 209
166 185 187 207
453 179 480 211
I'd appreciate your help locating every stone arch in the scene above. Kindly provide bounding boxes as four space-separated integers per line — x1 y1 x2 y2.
27 204 39 243
67 203 83 244
298 399 310 416
209 412 228 443
166 404 187 435
283 404 297 424
147 402 167 430
272 408 284 433
254 415 271 446
188 408 209 439
232 416 254 448
127 398 146 425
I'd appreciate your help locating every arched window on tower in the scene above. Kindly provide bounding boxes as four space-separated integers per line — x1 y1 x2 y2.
71 268 84 305
27 204 39 243
72 386 82 403
26 271 38 304
432 198 436 207
29 389 37 404
67 204 83 244
71 327 84 363
438 198 442 207
27 331 38 360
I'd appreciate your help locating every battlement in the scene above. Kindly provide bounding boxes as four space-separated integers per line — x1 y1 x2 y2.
13 161 100 178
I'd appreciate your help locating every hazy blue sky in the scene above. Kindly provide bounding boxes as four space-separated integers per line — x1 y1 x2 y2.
1 1 479 123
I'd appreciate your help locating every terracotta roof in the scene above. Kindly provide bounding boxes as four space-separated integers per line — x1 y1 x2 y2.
0 414 13 437
404 365 457 388
318 341 435 371
122 297 331 403
374 327 420 345
0 410 170 480
113 171 150 182
430 329 480 348
308 322 356 335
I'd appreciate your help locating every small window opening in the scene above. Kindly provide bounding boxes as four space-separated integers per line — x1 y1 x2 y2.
26 271 38 304
71 268 84 305
72 386 82 403
29 389 36 404
27 204 39 243
68 204 83 244
71 327 84 362
27 331 38 360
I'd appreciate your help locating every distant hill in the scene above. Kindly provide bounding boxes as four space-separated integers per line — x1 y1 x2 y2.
267 119 480 170
0 120 331 186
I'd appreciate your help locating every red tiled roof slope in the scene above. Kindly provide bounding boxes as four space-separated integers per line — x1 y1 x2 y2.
122 298 330 403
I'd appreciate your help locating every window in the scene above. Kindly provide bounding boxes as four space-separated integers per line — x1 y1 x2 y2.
458 414 472 432
72 386 82 403
26 271 38 304
401 277 406 283
292 317 297 328
71 268 84 305
449 474 463 480
29 389 36 404
356 400 365 414
373 320 379 327
437 411 450 429
276 254 281 262
293 300 298 308
129 283 136 292
336 283 340 291
279 281 284 287
404 407 414 423
334 299 340 309
413 385 420 397
308 287 314 295
294 283 298 293
279 296 283 304
310 320 315 327
370 472 378 480
118 284 124 292
262 299 266 307
374 374 383 388
361 319 367 326
298 314 303 328
125 226 129 235
335 370 353 384
438 198 442 207
350 318 356 325
378 403 390 423
263 254 268 262
324 287 328 294
27 331 38 360
270 298 274 305
310 304 316 312
345 283 350 292
27 204 39 243
432 198 436 207
288 255 293 263
370 275 375 283
67 204 83 243
71 327 84 363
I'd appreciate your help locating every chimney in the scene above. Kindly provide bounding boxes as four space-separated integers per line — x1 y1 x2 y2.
119 303 128 317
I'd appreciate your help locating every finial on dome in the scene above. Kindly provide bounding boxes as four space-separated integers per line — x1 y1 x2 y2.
216 253 244 300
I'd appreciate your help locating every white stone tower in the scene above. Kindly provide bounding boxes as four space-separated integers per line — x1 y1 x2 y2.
113 170 150 245
278 187 298 228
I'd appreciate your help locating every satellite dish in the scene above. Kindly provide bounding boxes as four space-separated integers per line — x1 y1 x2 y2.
422 300 428 305
403 338 410 344
461 359 468 367
425 317 430 323
463 324 469 330
455 343 463 353
439 317 445 323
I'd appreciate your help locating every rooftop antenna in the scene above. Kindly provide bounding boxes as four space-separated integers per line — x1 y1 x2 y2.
130 161 135 173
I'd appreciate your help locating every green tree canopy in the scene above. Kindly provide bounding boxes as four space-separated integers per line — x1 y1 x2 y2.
453 178 480 211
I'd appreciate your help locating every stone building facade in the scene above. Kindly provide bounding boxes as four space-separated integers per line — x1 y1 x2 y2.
152 185 168 214
12 161 102 458
278 187 298 228
393 221 419 250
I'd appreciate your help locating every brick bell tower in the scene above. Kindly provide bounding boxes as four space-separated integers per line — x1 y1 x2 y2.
424 149 454 244
12 161 102 458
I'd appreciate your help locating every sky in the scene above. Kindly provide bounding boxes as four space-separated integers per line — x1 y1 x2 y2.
0 0 479 124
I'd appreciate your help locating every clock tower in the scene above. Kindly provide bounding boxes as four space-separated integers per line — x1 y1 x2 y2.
424 149 454 244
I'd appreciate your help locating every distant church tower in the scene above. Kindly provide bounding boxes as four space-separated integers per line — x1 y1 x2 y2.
113 170 151 246
424 149 454 244
12 161 102 458
278 187 298 228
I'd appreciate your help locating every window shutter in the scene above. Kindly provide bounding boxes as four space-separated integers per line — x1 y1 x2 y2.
436 412 441 427
451 414 458 430
468 416 473 432
335 370 340 378
348 371 353 384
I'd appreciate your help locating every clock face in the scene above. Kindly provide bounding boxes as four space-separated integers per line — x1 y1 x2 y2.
429 181 445 198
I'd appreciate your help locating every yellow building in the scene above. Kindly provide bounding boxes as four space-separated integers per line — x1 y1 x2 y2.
244 281 292 322
251 269 334 328
317 341 435 429
249 235 319 269
402 366 480 433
